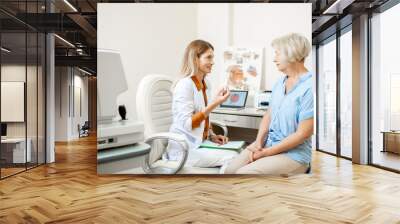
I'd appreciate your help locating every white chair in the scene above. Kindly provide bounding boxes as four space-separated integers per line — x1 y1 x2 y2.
136 74 228 174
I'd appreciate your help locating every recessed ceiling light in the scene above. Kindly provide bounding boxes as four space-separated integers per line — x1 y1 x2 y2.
78 67 93 76
63 0 78 12
323 0 354 15
1 47 11 53
54 34 75 48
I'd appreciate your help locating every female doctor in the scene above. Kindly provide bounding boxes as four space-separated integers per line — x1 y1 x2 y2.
166 39 238 169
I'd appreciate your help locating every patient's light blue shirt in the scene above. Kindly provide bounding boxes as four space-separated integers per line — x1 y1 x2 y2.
264 72 314 165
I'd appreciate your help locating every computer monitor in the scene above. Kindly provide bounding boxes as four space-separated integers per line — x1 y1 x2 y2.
1 123 7 137
220 90 248 108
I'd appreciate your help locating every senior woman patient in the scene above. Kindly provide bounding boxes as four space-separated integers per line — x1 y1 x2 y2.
225 33 314 175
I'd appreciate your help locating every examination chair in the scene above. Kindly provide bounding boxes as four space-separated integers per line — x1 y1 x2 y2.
136 74 228 174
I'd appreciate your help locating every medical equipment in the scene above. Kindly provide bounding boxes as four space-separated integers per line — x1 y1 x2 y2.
254 91 272 110
97 49 145 150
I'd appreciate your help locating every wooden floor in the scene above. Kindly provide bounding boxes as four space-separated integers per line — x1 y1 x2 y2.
1 163 45 178
1 136 400 223
1 167 26 178
372 150 400 171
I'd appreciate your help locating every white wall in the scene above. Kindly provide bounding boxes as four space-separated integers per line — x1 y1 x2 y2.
55 67 89 141
1 66 26 127
72 74 89 138
76 74 89 123
55 67 69 141
232 4 312 91
1 64 46 163
1 65 37 138
98 3 311 121
98 3 198 121
196 4 230 96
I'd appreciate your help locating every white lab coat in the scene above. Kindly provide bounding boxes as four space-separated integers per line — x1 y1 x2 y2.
166 76 238 168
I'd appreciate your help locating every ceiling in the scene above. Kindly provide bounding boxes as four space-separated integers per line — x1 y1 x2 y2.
0 0 392 75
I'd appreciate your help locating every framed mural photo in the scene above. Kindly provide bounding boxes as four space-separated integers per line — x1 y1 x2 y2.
223 47 263 93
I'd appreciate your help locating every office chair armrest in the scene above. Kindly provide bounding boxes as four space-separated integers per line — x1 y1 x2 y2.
144 132 188 150
210 120 228 137
142 132 189 174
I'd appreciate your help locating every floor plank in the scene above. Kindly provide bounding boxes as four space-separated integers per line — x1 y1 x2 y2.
372 150 400 171
1 136 400 223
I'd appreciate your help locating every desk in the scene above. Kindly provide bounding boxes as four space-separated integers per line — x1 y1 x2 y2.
381 131 400 154
210 107 266 129
210 107 266 143
97 143 150 174
1 138 32 164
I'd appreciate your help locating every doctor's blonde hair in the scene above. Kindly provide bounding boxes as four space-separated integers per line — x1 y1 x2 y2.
271 33 311 63
181 39 214 77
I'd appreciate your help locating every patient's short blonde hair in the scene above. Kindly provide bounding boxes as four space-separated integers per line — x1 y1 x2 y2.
271 33 311 63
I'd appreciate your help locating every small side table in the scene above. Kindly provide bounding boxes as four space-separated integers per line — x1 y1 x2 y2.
381 131 400 155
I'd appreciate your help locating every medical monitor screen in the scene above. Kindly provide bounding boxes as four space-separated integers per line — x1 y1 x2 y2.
220 90 248 108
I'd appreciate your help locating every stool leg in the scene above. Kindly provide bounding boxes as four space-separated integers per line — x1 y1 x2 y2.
305 163 311 174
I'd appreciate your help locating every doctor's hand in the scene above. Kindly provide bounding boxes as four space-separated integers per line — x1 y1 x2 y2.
210 135 229 145
203 87 230 117
213 87 230 104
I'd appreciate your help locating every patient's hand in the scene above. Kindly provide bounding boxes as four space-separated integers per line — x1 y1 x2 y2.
246 141 263 152
248 148 267 163
252 150 265 161
248 150 255 163
210 135 229 145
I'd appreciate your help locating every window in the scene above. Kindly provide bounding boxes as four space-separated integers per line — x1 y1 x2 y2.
0 2 47 179
370 2 400 171
317 36 337 155
339 28 352 158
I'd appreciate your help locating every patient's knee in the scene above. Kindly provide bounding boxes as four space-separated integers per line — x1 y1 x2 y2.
223 165 238 174
235 167 260 174
223 159 245 174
